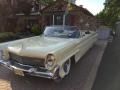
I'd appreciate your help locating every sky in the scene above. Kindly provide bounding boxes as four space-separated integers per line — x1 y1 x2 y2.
76 0 105 15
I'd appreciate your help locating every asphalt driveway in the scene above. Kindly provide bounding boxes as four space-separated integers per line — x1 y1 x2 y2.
0 40 107 90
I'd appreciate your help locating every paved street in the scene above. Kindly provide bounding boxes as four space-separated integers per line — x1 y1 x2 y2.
92 38 120 90
0 40 107 90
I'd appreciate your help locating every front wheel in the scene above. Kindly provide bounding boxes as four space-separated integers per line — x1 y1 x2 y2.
53 59 71 82
53 68 62 82
59 59 71 78
63 59 71 75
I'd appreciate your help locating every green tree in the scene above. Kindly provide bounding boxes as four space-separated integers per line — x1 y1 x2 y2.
105 0 120 26
96 0 120 28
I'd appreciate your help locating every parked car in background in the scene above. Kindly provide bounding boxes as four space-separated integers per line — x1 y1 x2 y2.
0 26 97 82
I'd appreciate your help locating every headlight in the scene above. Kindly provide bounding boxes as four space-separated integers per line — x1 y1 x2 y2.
45 54 55 70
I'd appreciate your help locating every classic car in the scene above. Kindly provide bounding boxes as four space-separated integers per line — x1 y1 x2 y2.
0 26 97 81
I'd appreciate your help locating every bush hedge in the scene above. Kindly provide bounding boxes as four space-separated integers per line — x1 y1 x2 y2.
0 32 20 43
31 24 43 35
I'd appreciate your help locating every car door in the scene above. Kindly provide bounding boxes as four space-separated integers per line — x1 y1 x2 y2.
74 32 92 63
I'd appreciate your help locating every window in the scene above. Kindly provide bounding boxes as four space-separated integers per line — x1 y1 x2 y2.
55 15 63 25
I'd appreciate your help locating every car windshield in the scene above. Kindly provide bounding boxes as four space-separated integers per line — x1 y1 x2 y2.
44 26 80 38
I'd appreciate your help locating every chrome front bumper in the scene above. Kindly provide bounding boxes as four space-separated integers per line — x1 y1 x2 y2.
0 59 58 79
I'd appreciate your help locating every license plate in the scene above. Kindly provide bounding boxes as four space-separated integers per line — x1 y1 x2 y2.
14 69 24 76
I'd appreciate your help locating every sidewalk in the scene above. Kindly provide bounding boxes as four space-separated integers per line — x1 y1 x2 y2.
92 38 120 90
81 40 108 90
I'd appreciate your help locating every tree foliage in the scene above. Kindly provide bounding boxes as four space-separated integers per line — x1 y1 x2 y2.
96 0 120 28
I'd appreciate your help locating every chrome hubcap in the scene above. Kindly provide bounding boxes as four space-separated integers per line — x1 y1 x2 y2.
63 59 71 74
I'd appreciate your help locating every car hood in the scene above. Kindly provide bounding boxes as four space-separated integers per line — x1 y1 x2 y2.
8 36 75 58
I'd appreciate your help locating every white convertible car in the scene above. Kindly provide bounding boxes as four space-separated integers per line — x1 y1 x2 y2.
0 26 97 81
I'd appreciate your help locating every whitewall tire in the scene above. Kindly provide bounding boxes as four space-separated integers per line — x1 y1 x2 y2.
53 59 71 82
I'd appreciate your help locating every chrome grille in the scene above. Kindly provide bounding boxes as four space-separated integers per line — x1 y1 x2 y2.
9 52 45 67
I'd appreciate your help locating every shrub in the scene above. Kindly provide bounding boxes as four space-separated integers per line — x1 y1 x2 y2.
0 32 19 42
31 24 43 35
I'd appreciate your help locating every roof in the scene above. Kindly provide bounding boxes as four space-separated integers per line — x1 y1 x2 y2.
41 0 94 17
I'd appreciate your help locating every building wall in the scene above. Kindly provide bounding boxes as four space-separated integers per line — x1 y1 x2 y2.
42 11 97 31
41 0 97 31
69 11 97 30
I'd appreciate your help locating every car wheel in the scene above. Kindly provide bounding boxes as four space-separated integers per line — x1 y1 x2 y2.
57 59 71 79
63 59 71 75
53 68 62 82
53 59 71 82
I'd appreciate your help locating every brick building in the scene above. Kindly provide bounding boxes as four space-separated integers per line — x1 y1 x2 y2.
0 0 97 32
41 0 97 30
